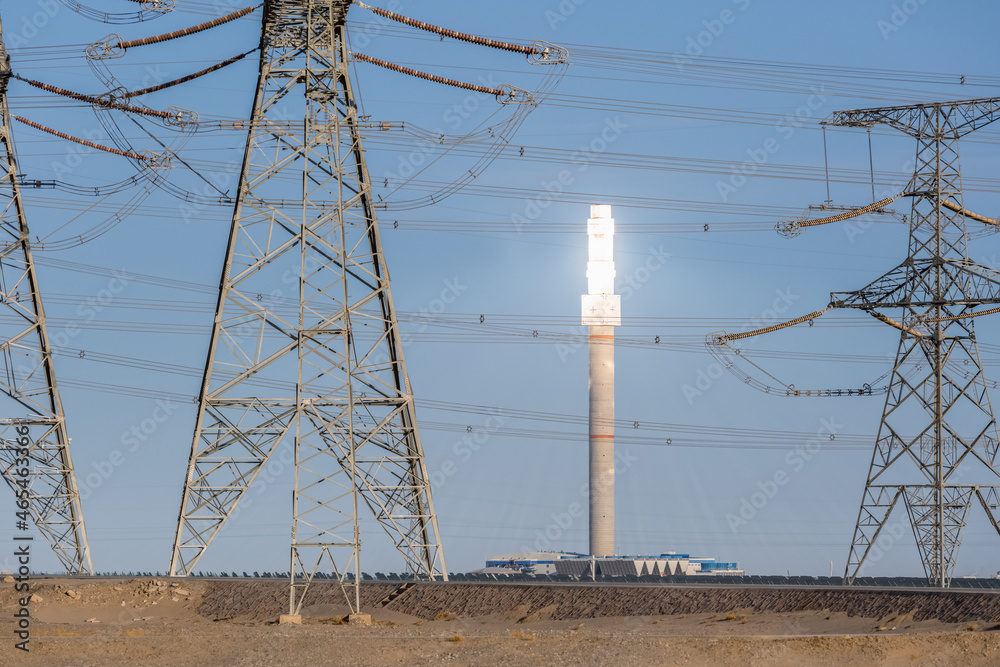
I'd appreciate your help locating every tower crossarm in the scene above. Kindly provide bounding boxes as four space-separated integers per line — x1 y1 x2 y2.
827 97 1000 137
830 258 1000 310
264 0 352 40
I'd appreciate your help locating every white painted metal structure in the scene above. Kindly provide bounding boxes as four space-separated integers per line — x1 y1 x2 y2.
0 16 92 575
168 0 446 615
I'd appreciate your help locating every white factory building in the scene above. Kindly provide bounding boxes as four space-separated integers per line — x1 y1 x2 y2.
483 551 744 577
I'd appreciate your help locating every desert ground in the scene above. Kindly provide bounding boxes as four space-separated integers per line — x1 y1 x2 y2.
4 577 1000 666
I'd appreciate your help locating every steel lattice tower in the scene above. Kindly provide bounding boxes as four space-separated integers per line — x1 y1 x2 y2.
829 98 1000 587
169 0 446 614
0 16 93 575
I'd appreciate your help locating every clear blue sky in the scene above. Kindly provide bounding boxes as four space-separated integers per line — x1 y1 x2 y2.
2 0 1000 578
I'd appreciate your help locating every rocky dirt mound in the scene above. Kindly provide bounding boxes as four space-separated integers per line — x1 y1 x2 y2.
1 577 208 625
196 581 400 621
191 580 1000 624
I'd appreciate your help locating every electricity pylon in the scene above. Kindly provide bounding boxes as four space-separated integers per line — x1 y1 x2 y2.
829 97 1000 587
0 16 92 574
169 0 446 614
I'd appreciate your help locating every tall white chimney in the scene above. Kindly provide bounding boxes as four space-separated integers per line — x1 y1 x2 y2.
582 204 619 558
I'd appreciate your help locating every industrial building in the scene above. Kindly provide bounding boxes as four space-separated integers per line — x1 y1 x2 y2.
483 551 743 578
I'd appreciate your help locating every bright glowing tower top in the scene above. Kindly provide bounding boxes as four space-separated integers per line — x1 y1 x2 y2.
582 204 621 326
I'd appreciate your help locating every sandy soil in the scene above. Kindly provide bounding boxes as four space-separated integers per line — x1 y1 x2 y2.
3 578 1000 666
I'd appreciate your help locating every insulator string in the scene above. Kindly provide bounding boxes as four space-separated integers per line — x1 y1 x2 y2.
13 74 174 120
350 52 502 96
941 199 999 226
713 310 828 343
13 115 154 161
356 2 541 56
125 50 256 98
117 4 261 50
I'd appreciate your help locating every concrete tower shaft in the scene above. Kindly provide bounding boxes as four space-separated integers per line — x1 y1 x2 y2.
588 325 615 557
582 204 620 558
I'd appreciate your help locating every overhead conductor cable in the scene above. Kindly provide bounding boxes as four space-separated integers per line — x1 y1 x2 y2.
708 308 896 397
55 0 174 25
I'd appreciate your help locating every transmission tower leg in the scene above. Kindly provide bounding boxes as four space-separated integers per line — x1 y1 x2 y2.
169 3 446 613
0 19 92 575
842 122 1000 587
